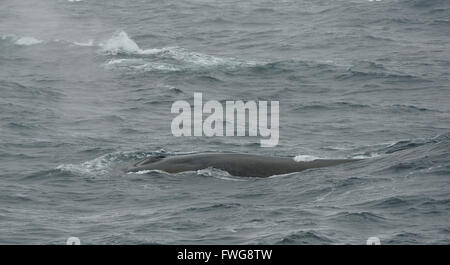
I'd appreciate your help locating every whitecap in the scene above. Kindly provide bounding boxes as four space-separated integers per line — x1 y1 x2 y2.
56 151 140 176
57 155 112 176
100 31 160 55
197 167 231 177
129 169 168 175
106 58 146 66
293 155 321 162
155 46 258 70
1 34 44 46
135 62 182 72
267 171 300 178
100 31 257 72
105 58 181 72
352 152 381 159
197 167 249 181
163 47 244 67
73 40 94 47
14 36 43 46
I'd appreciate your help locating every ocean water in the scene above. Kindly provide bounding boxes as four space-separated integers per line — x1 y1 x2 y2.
0 0 449 244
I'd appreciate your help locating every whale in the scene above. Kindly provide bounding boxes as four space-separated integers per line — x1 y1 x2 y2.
127 153 361 178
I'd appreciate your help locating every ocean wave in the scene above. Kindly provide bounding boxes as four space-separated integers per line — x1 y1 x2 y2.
72 40 94 47
340 69 419 81
196 167 250 181
293 101 370 112
130 165 251 181
128 162 249 181
431 19 450 25
384 232 426 244
14 36 43 46
101 31 257 73
403 0 449 8
371 132 450 176
351 196 417 209
0 80 64 101
388 104 438 113
336 61 424 81
419 198 450 210
327 211 387 223
99 31 160 55
0 34 99 48
352 152 381 159
242 59 351 78
293 155 321 162
160 47 253 68
382 138 429 154
1 34 43 46
292 100 442 117
276 230 333 245
196 167 231 177
184 203 242 213
130 169 169 175
387 133 450 155
105 58 182 72
57 156 114 176
56 151 153 176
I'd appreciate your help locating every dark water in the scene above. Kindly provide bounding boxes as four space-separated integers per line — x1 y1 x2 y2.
1 0 449 244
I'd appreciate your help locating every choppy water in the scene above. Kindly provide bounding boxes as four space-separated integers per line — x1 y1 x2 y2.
1 0 449 244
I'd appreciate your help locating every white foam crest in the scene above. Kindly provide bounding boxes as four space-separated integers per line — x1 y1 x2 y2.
196 167 248 181
56 157 110 175
73 39 94 47
267 172 299 178
105 58 181 72
161 47 256 69
106 58 146 66
100 31 258 72
168 48 232 65
100 31 141 55
56 151 138 176
293 155 321 162
136 62 182 72
1 35 44 46
213 175 249 181
15 36 43 46
57 156 111 176
352 152 380 159
100 31 161 55
129 169 168 175
197 167 231 177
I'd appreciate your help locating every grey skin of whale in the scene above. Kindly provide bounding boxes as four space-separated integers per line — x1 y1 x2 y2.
127 153 361 178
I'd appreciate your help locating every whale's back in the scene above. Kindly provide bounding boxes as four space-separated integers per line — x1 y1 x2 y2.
128 153 360 177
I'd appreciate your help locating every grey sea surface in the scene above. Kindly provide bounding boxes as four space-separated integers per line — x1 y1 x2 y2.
0 0 449 244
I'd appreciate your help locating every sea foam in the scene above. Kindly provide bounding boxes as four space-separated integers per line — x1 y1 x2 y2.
100 31 160 55
0 35 43 46
16 36 43 46
293 155 321 162
101 31 256 72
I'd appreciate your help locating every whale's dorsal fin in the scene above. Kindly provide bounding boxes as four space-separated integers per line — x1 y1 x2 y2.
135 154 166 166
